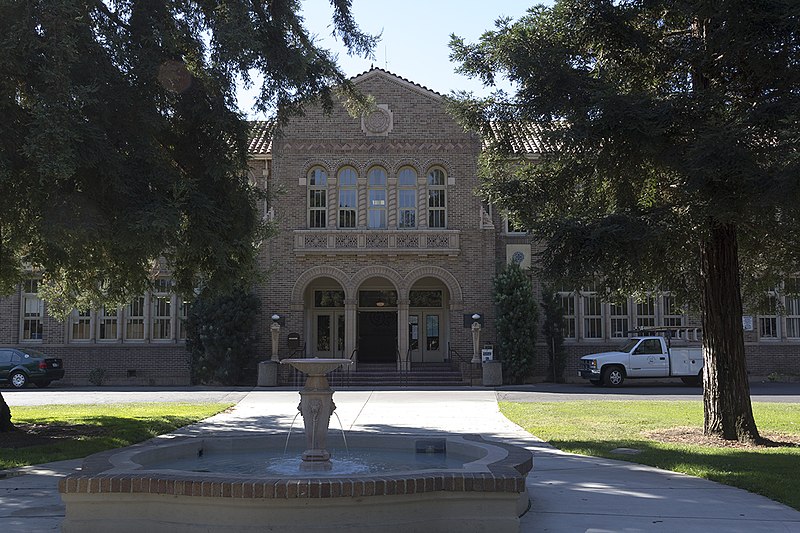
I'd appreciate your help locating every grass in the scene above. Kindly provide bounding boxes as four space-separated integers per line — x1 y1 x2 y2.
0 402 234 469
500 400 800 511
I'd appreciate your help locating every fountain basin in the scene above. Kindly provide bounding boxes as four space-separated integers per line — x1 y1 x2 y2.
59 433 532 533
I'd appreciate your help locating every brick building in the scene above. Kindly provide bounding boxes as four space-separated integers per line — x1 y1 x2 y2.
2 69 798 385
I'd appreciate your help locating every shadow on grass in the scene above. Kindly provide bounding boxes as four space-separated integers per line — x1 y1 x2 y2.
547 437 800 512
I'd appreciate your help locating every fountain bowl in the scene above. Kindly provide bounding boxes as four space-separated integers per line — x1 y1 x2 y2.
59 432 532 533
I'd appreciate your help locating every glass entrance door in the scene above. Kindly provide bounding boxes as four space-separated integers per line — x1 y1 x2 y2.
313 312 345 358
408 312 443 362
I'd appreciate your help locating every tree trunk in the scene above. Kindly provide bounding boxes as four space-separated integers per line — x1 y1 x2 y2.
0 391 14 432
699 222 760 442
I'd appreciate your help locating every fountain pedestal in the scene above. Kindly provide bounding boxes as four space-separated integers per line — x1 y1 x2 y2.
281 358 351 470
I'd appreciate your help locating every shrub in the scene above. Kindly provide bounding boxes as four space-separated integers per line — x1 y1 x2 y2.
185 289 260 385
493 262 539 384
541 284 567 383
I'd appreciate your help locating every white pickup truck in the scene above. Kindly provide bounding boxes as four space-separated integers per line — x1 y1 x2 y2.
578 336 703 387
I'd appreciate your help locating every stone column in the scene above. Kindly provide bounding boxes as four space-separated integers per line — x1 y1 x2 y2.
398 299 410 371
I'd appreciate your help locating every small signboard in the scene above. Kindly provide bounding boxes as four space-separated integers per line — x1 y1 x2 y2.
742 315 754 331
481 347 494 362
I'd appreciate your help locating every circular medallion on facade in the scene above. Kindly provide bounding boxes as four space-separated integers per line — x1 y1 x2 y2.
363 107 392 135
512 251 525 264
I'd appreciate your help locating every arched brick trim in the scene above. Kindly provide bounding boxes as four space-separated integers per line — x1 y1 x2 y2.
350 265 402 294
333 159 363 176
392 160 422 176
404 266 464 307
421 159 454 178
290 266 352 306
363 159 391 175
302 160 333 176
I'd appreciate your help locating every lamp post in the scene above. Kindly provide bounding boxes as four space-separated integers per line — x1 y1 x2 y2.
270 314 281 362
471 313 482 364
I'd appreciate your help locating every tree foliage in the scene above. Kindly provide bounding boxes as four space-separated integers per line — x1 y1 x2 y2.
185 289 260 385
450 0 800 441
494 262 539 384
0 0 376 312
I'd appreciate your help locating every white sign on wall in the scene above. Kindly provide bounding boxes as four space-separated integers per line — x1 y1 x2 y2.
742 315 754 331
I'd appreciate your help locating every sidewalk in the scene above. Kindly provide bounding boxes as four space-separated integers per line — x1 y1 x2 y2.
2 389 799 532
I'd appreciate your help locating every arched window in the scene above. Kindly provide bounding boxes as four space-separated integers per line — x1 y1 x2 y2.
367 166 387 229
337 167 358 228
397 166 417 228
427 168 447 228
308 167 328 228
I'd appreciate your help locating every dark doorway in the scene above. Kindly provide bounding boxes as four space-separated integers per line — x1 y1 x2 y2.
358 311 398 363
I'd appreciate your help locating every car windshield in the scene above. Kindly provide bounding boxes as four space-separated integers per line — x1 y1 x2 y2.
618 339 641 353
19 348 46 358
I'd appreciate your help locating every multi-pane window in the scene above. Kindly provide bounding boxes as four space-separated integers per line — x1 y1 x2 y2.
337 167 357 228
21 279 43 341
72 309 92 341
398 167 417 228
125 297 145 340
308 167 328 228
583 291 603 339
636 297 656 328
504 214 526 234
427 168 446 228
661 294 684 327
759 294 778 338
559 289 576 338
609 301 629 337
151 280 172 340
98 306 118 340
367 167 387 229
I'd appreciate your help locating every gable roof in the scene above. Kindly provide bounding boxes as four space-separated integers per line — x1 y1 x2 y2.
350 67 444 101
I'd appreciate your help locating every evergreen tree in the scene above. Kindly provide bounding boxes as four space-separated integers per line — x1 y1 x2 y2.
450 0 800 441
541 284 566 383
494 262 539 384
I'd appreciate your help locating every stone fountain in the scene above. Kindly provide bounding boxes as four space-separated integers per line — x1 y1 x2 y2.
59 357 533 532
280 358 351 470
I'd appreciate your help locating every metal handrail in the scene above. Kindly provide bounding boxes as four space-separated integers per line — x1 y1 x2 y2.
447 342 460 365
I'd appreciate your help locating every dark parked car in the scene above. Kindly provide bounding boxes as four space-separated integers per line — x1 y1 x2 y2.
0 348 64 388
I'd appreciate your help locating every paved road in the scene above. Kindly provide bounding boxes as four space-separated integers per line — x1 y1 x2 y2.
5 381 799 407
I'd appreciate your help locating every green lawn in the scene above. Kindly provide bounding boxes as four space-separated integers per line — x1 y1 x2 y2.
500 400 800 511
0 402 233 469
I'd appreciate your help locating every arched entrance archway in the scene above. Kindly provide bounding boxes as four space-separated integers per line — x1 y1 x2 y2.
302 276 347 358
356 277 399 363
407 276 450 364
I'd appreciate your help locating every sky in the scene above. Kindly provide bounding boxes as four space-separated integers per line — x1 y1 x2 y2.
237 0 549 118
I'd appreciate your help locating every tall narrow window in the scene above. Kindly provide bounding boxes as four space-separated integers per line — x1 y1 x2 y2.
558 288 576 338
759 293 778 338
125 297 145 340
610 300 629 337
308 167 327 228
786 279 800 338
71 309 92 341
398 167 417 228
152 279 172 340
636 297 656 329
337 167 357 228
661 294 684 327
367 166 387 229
21 279 43 341
582 287 602 339
177 299 190 340
427 168 446 228
98 306 118 340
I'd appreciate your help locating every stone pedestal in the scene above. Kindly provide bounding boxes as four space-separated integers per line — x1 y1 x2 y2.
482 360 502 387
257 361 278 387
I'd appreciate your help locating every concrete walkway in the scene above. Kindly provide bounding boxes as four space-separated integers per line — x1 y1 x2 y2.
2 389 799 532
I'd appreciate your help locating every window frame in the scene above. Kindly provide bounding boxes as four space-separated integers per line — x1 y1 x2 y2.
337 167 358 229
426 168 447 228
307 166 328 229
397 166 418 229
367 166 388 229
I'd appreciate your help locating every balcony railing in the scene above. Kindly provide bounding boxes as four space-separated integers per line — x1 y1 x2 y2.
294 229 460 256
